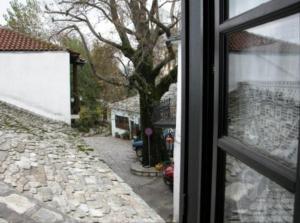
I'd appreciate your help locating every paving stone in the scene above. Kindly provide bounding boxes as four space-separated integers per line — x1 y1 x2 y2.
16 177 28 193
14 144 25 153
85 176 97 184
0 218 8 223
7 165 19 174
0 142 10 151
38 187 53 202
0 151 8 162
74 209 86 218
0 194 35 214
3 175 15 186
44 166 55 181
73 191 86 203
78 204 89 214
48 182 62 195
32 208 63 223
0 102 165 223
5 214 36 223
86 201 102 209
0 167 7 174
16 157 31 170
28 181 42 188
89 208 104 218
86 185 99 193
0 182 12 195
31 166 47 185
69 200 80 211
30 188 38 195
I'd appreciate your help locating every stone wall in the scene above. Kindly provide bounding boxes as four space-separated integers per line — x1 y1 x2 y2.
228 81 300 168
225 81 300 223
225 155 294 223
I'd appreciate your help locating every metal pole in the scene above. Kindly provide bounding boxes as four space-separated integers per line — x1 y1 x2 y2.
148 136 151 167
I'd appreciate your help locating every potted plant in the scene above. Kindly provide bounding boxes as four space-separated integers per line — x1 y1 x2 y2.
121 131 130 140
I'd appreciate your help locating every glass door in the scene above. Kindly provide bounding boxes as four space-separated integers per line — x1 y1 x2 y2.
212 1 300 222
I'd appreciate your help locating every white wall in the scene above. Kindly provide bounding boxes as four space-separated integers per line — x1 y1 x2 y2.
229 0 269 17
0 52 71 124
111 109 140 137
229 53 300 92
173 41 181 223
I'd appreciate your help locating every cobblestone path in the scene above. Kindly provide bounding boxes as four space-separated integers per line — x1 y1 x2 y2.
0 181 76 223
83 137 173 222
0 102 164 223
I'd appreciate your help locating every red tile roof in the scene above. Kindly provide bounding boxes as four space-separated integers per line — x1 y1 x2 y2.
228 31 275 51
228 31 300 54
0 27 64 52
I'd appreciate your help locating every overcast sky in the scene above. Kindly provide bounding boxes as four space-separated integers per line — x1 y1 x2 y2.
0 0 28 24
1 0 298 45
1 0 54 25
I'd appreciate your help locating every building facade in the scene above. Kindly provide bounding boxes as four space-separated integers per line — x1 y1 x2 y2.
0 28 82 124
110 95 140 139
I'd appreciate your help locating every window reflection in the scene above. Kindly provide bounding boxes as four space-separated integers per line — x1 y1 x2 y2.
229 0 271 18
224 155 294 223
227 14 300 169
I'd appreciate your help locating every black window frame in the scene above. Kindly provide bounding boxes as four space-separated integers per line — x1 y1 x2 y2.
180 0 215 222
181 1 300 222
211 0 300 223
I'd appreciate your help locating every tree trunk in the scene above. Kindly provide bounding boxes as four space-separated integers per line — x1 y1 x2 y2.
139 92 169 166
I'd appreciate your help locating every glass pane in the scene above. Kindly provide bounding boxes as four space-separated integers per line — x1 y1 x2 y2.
227 14 300 169
229 0 271 18
225 155 294 223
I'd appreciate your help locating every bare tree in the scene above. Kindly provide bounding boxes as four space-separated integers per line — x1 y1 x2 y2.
46 0 180 165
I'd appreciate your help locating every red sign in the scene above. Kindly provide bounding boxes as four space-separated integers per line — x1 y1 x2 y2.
145 128 153 136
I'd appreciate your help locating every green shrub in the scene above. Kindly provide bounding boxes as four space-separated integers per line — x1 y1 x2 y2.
73 106 102 132
121 131 130 140
77 144 94 155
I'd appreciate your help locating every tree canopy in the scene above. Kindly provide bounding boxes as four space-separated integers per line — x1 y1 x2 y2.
46 0 180 97
46 0 181 165
4 0 46 38
4 0 181 165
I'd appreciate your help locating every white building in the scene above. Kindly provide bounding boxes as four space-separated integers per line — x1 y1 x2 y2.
173 37 181 223
110 95 140 139
228 30 300 92
0 27 83 124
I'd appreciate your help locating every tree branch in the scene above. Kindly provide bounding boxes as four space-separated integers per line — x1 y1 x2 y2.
46 0 180 101
155 65 177 98
109 0 135 58
152 54 175 77
59 0 137 36
55 25 128 87
46 9 124 50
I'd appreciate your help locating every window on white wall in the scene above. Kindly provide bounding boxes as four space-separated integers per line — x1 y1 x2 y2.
115 115 129 130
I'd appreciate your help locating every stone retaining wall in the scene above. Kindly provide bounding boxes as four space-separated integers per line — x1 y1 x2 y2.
225 81 299 222
228 81 300 167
